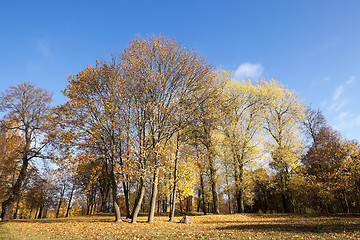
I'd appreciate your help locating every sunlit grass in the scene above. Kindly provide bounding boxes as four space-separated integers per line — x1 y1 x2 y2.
1 213 360 239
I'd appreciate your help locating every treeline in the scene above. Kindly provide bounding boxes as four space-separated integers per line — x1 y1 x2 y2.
1 36 360 222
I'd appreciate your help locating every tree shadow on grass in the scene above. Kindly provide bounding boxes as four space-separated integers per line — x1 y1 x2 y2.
217 222 360 234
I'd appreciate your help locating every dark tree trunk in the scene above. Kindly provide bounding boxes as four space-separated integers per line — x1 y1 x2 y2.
1 157 29 220
236 190 244 213
211 181 219 214
13 199 20 219
200 172 207 215
34 208 39 219
163 198 167 212
280 174 289 213
282 192 288 213
131 177 146 223
110 171 122 222
122 181 131 218
37 205 44 219
56 183 66 218
157 199 161 213
186 196 193 212
208 152 219 214
148 167 160 223
169 132 180 222
65 183 75 217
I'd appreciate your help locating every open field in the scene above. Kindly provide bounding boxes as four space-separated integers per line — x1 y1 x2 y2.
1 213 360 239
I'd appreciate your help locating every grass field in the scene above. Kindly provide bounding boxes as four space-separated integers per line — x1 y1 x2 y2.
1 213 360 239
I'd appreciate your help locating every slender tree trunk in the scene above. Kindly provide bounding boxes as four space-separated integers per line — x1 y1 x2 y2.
208 152 219 214
186 196 193 212
163 198 167 212
122 181 131 218
280 174 289 213
37 205 44 219
342 189 350 214
169 132 180 222
131 177 146 223
65 183 75 217
34 208 39 219
56 198 63 218
56 184 66 218
148 167 160 223
200 172 207 215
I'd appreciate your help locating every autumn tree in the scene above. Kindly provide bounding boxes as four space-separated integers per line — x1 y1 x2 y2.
262 79 305 213
302 125 354 213
0 123 22 205
50 61 126 222
0 83 52 220
220 76 266 213
185 70 226 215
119 36 213 223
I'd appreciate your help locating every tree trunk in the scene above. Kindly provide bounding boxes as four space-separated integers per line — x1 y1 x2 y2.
342 189 350 214
282 192 288 213
65 183 75 217
34 208 39 219
236 189 244 213
280 174 289 213
131 177 146 223
162 199 165 212
1 157 29 220
200 172 207 215
56 183 66 218
110 171 122 222
186 196 193 212
148 167 160 223
211 181 219 214
208 152 219 214
13 199 20 219
37 205 44 219
122 181 131 218
169 133 180 222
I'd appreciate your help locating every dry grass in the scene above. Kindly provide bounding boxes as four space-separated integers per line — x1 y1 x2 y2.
1 213 360 239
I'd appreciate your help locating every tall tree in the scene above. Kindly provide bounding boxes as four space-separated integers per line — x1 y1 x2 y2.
51 61 125 222
302 126 353 213
188 74 224 214
262 79 305 213
220 77 265 213
119 36 213 223
0 83 52 220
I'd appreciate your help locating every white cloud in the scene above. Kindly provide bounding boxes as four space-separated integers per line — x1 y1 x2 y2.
346 75 356 84
337 112 348 122
322 77 330 83
332 85 344 101
36 38 53 58
234 63 263 80
329 98 349 112
333 113 360 133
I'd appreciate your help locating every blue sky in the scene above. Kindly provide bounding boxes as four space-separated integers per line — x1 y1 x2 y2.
1 0 360 141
